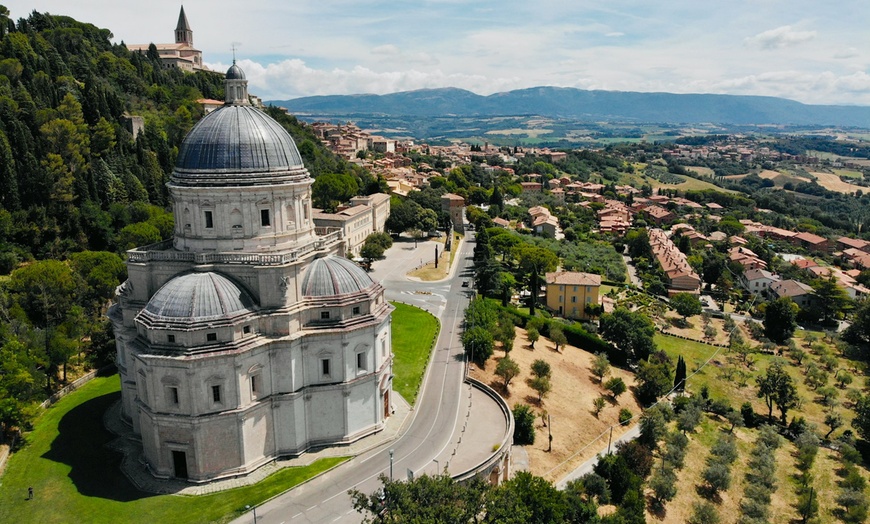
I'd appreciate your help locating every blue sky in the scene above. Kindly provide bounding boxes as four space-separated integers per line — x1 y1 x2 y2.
7 0 870 105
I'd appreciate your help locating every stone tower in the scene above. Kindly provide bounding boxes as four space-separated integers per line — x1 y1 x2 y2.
175 6 193 46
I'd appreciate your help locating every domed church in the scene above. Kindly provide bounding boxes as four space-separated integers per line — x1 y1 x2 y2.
109 62 394 482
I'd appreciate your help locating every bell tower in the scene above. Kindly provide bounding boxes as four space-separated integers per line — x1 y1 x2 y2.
175 6 193 46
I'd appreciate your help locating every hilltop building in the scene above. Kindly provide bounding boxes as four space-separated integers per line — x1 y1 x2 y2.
127 6 206 72
109 63 394 483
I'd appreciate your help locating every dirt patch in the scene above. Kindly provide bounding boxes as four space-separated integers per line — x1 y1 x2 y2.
469 328 642 482
809 171 864 194
406 238 451 281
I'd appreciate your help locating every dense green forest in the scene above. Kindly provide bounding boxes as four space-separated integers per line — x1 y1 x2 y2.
0 7 366 434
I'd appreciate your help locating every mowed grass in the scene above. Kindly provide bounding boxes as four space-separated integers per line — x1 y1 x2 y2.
390 302 439 405
0 376 348 524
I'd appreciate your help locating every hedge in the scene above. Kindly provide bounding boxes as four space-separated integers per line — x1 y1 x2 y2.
487 299 618 362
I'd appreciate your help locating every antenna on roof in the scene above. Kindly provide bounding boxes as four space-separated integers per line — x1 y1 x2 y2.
231 41 242 64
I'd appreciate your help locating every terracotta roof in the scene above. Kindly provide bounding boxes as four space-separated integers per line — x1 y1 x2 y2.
770 279 814 298
795 231 827 244
545 271 602 286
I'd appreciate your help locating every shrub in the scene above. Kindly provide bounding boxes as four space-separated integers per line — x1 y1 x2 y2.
593 395 607 417
531 359 551 379
688 501 721 524
649 466 677 506
740 402 756 428
710 434 738 464
702 460 731 495
578 472 610 504
604 376 627 400
512 404 535 445
618 408 633 426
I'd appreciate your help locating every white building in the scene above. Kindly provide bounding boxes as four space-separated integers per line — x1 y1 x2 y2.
739 268 780 296
109 63 393 483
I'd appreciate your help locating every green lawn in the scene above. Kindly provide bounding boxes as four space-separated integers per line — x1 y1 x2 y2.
390 302 440 405
0 376 348 524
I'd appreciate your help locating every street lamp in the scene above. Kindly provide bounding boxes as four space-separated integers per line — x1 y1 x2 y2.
433 458 440 475
245 504 257 523
389 448 394 481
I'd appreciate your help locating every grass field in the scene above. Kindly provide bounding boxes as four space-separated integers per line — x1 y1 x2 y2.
0 376 348 524
390 302 439 405
834 168 865 179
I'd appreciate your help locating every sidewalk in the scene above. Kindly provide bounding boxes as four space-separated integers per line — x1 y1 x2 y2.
104 393 413 495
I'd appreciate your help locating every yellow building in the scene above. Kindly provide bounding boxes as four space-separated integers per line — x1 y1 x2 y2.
545 271 602 320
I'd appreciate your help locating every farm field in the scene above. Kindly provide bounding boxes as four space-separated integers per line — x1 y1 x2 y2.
649 324 870 523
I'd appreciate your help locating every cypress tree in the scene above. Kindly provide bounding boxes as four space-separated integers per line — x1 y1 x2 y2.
674 355 687 392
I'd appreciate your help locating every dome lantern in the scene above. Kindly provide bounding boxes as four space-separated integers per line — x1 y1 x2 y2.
225 60 249 105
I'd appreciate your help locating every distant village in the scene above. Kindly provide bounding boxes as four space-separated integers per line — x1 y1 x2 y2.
285 118 870 324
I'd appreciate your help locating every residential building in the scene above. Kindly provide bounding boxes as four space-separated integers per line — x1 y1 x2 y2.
545 271 602 319
648 229 701 294
350 193 391 233
643 205 676 226
740 268 780 295
794 232 831 253
837 236 870 253
769 279 815 308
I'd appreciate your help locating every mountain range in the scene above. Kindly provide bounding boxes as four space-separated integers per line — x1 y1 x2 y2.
271 87 870 128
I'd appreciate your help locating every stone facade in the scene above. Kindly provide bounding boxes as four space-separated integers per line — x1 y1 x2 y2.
110 64 393 483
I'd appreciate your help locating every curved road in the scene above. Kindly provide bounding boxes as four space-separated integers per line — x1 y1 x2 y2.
236 235 476 524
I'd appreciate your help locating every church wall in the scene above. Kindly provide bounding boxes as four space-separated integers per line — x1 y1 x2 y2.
269 341 300 393
193 415 242 479
346 376 377 435
138 411 164 473
273 394 306 452
306 387 346 443
242 400 275 463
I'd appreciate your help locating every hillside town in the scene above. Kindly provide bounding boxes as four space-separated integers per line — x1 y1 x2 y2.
6 5 870 524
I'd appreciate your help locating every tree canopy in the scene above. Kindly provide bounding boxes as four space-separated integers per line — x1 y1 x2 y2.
599 307 656 363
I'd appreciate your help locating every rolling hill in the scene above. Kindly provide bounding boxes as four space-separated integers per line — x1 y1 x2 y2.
271 87 870 127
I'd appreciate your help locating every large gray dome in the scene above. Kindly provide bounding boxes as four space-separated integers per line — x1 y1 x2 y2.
141 272 256 322
302 256 375 297
172 105 308 186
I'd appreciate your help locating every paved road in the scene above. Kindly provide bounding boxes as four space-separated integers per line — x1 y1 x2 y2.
234 235 476 524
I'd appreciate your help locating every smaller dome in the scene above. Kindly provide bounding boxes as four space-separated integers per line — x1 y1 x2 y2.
142 272 255 322
302 256 375 297
226 62 245 80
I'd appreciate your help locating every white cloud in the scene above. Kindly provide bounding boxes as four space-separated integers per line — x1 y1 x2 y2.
744 25 817 50
10 0 870 106
834 47 859 59
211 58 519 99
371 44 400 56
